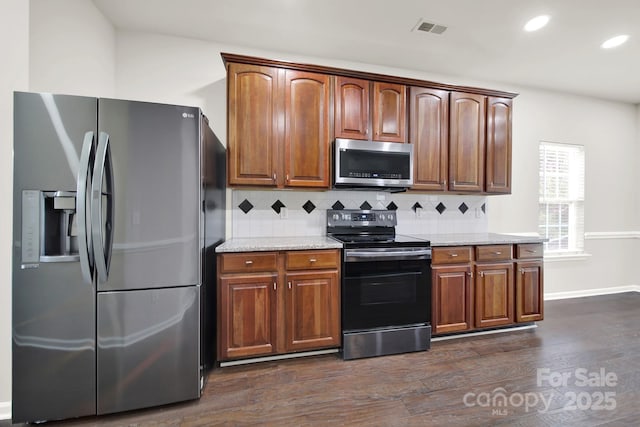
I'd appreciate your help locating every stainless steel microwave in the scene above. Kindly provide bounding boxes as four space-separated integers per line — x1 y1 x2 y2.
334 138 414 189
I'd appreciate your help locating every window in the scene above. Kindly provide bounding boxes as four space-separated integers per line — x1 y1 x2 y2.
539 142 585 254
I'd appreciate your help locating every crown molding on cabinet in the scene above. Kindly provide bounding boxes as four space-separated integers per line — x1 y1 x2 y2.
221 52 519 99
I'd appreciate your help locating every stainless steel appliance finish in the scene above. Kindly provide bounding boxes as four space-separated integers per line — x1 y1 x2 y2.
12 92 226 423
334 138 414 189
343 324 431 360
326 209 432 360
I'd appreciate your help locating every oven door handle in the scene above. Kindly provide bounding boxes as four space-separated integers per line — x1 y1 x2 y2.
345 248 432 262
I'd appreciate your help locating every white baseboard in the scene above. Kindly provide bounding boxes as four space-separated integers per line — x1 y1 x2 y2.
544 285 640 301
0 401 10 420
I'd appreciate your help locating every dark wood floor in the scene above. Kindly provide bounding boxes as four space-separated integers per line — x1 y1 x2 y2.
4 292 639 426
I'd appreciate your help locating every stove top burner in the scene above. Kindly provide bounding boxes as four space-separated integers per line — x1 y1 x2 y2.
326 209 430 249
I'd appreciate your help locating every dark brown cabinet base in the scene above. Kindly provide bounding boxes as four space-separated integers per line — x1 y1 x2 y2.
217 250 340 361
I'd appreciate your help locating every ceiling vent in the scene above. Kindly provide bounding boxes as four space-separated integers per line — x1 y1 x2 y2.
414 19 447 35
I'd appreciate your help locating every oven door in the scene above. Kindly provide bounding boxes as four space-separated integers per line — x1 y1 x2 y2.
342 248 431 331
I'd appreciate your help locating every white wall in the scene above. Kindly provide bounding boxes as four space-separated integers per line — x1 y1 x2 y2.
115 31 227 140
30 0 115 96
0 0 29 416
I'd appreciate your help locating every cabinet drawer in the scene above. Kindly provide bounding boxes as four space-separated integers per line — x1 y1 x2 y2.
432 247 473 265
516 243 543 259
220 252 278 273
286 250 339 270
476 245 513 262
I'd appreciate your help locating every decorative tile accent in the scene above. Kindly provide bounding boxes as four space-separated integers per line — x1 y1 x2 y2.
271 200 285 214
481 203 486 214
386 201 398 211
332 200 345 210
302 200 316 214
238 199 254 214
360 201 372 210
458 202 469 214
412 202 423 212
436 202 446 214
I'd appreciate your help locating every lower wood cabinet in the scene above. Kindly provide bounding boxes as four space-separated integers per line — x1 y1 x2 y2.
432 264 473 334
515 243 544 322
219 273 277 360
217 249 340 361
432 243 543 336
475 262 514 328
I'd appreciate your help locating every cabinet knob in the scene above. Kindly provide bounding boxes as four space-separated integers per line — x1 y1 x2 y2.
480 271 484 277
493 251 502 255
245 260 253 265
309 258 317 263
273 282 277 290
449 253 459 257
520 269 525 274
288 281 292 289
273 172 276 181
526 249 537 253
286 174 290 182
467 271 473 278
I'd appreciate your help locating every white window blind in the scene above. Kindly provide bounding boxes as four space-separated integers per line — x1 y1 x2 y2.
539 142 585 253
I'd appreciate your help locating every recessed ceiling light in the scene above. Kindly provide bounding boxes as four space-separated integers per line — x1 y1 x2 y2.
601 35 629 49
524 15 550 32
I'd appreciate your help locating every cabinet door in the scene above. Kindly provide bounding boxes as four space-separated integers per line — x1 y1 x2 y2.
486 97 512 194
335 76 369 140
373 82 407 142
227 63 281 186
285 271 340 352
284 70 331 188
432 265 473 334
218 273 277 360
475 263 514 328
410 87 449 191
449 92 486 192
516 261 544 322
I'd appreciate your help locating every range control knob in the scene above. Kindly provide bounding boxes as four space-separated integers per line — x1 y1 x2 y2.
387 213 394 222
378 214 386 221
332 213 340 221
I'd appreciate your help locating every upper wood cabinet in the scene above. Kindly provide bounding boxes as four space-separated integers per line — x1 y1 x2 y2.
372 82 407 142
284 70 331 188
223 53 517 194
335 76 407 143
486 97 513 194
334 76 369 140
227 63 331 188
409 87 449 191
449 91 486 193
227 63 280 186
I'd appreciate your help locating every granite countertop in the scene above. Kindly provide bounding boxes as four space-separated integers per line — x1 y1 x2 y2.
410 233 546 247
217 233 544 253
216 236 343 253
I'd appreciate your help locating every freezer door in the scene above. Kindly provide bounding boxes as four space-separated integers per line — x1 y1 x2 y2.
12 92 97 423
97 286 200 414
97 99 201 291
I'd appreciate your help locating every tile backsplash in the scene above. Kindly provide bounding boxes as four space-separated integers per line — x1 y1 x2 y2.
232 189 488 238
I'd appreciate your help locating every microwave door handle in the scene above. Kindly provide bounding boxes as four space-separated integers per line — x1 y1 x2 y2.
91 131 115 284
77 131 95 284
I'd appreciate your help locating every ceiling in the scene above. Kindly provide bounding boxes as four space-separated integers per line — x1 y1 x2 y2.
93 0 640 104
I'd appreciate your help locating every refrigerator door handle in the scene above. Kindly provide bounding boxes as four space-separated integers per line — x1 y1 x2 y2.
91 131 115 284
77 131 95 284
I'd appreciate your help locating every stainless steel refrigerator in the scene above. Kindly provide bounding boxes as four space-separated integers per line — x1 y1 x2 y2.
12 92 226 423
